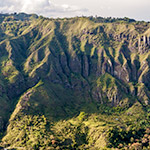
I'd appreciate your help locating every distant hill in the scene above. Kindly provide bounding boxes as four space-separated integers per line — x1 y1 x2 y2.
0 12 38 23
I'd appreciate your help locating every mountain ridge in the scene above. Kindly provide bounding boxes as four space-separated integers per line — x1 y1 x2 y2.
0 13 150 149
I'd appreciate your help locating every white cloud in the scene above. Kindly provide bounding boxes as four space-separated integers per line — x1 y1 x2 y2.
0 0 89 17
0 0 149 20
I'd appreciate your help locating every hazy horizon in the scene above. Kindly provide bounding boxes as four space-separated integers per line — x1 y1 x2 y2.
0 0 150 21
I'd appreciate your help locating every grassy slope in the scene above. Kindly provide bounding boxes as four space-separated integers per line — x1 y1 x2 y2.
0 15 150 149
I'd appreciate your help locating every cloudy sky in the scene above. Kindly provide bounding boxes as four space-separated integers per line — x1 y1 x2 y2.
0 0 150 21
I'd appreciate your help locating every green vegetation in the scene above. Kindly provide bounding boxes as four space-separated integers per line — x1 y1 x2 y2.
2 103 150 149
0 13 150 149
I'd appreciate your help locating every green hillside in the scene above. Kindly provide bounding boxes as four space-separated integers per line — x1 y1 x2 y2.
0 13 150 149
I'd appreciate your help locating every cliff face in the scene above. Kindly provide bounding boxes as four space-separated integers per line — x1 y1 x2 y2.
0 14 150 149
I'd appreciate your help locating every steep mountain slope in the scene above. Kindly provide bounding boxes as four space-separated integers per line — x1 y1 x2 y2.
0 13 150 149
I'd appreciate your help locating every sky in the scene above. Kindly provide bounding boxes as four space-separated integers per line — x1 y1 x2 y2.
0 0 150 21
